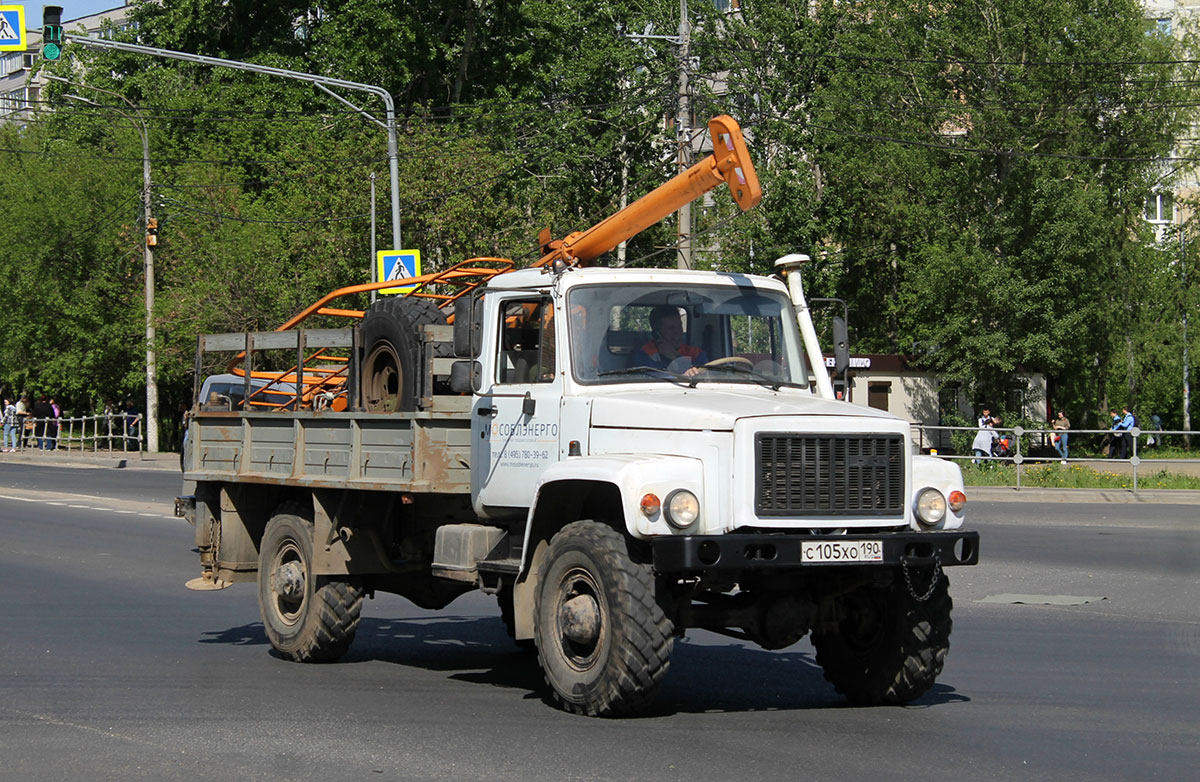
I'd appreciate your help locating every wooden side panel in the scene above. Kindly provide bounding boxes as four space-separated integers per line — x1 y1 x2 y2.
359 419 414 484
247 418 295 476
302 419 353 479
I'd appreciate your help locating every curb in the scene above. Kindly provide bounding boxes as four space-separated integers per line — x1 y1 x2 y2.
966 486 1200 505
0 450 180 472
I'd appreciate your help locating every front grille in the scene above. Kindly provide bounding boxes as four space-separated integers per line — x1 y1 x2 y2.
755 434 905 516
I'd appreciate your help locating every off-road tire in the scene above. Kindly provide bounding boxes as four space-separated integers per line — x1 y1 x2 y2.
534 521 673 717
258 513 364 663
811 572 952 705
359 297 448 412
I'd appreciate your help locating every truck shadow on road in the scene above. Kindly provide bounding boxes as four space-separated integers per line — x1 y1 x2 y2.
200 614 970 715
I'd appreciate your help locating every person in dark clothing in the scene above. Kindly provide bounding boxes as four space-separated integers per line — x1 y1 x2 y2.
31 396 53 450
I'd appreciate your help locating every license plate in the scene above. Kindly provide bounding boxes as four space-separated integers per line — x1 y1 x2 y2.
801 539 884 564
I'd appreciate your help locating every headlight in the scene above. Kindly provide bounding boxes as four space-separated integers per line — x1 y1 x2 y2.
664 489 700 528
914 488 947 527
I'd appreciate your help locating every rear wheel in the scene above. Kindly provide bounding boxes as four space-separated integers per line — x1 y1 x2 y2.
534 521 673 716
258 513 364 662
359 297 447 412
811 572 952 704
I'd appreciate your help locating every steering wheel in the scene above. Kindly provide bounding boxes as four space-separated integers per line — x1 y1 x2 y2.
701 356 754 369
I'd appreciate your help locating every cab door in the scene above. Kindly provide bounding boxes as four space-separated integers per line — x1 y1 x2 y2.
471 294 563 515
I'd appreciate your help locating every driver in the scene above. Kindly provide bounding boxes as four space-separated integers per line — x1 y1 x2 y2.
635 305 707 376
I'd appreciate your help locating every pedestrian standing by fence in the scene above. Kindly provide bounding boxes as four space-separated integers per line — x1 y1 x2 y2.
2 397 18 452
1053 410 1070 463
123 399 142 450
1110 406 1135 459
972 415 997 463
15 394 29 449
47 397 61 450
31 395 53 450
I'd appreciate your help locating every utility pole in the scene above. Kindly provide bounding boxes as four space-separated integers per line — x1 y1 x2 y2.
676 0 691 270
1183 229 1191 447
624 1 692 269
48 75 159 452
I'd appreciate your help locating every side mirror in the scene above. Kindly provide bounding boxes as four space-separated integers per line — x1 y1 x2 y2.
449 360 481 394
451 292 485 358
832 316 849 377
452 297 473 357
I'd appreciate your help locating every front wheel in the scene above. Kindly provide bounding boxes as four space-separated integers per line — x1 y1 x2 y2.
258 513 364 662
811 572 952 704
534 521 674 716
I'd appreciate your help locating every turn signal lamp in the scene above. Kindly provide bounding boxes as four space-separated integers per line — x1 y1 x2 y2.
948 490 967 513
640 493 661 518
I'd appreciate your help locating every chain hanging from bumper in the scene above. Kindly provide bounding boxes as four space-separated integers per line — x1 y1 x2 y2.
901 550 942 602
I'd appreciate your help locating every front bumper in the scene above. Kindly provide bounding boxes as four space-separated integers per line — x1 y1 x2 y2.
652 530 979 573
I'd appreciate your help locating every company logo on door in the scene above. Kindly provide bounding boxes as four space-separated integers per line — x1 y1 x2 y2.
492 422 559 437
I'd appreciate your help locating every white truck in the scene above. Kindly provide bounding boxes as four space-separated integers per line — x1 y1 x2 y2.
177 117 977 716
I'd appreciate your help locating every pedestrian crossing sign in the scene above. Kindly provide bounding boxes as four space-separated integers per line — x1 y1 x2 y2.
376 250 422 294
0 6 27 52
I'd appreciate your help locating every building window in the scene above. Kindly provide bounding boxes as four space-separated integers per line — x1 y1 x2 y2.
0 87 29 114
1145 192 1174 224
1156 18 1172 36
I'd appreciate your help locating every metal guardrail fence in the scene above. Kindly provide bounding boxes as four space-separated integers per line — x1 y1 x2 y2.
911 423 1194 491
3 414 144 453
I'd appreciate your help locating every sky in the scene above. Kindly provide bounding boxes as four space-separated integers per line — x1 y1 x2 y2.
31 2 128 26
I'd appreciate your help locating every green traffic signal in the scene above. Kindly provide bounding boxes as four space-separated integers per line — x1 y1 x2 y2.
42 24 63 60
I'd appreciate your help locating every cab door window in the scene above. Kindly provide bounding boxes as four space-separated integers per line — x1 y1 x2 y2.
498 299 555 384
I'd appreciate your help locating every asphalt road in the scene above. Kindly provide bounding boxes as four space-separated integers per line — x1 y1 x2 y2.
0 465 1197 781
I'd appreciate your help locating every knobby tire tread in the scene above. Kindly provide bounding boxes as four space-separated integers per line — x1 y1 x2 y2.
811 574 952 705
535 521 674 717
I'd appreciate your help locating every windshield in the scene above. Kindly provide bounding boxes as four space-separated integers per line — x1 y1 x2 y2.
568 282 809 387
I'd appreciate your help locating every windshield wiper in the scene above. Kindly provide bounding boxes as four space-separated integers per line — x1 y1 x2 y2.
696 362 794 391
596 365 698 387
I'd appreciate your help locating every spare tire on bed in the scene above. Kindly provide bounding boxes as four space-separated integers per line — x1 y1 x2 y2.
359 297 447 412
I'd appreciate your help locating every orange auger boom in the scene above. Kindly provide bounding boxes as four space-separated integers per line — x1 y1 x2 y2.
534 115 760 268
220 115 760 409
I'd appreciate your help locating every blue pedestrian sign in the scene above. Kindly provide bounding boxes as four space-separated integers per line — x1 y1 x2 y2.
0 6 27 51
376 249 422 294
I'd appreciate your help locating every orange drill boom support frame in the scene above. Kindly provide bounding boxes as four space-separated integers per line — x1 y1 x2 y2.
219 116 760 409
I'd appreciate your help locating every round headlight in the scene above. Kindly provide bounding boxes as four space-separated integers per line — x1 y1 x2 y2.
664 489 700 528
915 488 947 526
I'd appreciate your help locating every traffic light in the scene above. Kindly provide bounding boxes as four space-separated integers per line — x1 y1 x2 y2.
146 217 158 247
42 6 63 61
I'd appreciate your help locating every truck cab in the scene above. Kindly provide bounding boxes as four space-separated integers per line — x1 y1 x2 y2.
465 264 965 536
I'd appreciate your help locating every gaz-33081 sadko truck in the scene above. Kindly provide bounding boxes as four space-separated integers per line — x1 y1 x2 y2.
177 116 978 716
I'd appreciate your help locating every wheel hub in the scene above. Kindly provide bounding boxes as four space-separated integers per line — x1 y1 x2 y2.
273 561 306 600
363 341 402 413
559 594 601 645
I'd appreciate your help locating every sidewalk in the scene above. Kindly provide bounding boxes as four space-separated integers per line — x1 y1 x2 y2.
0 447 179 472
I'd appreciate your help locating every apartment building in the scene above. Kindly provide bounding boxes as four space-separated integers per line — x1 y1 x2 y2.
1141 1 1200 241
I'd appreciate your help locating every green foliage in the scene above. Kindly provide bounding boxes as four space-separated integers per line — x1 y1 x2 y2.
708 0 1199 418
